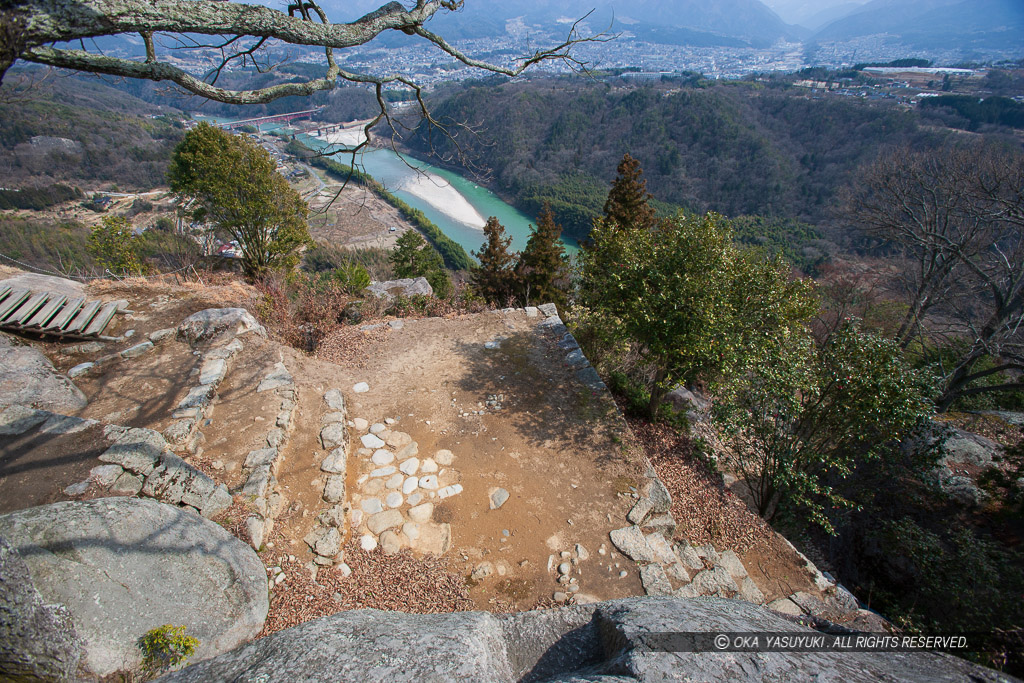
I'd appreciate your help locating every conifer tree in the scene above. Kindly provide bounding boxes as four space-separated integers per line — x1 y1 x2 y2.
391 230 442 278
516 203 570 308
471 216 520 306
390 230 452 297
603 153 656 231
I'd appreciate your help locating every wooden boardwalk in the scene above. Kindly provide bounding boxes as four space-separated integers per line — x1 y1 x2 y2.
0 286 122 340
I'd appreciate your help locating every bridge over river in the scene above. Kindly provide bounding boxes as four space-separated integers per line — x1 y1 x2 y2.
218 107 323 130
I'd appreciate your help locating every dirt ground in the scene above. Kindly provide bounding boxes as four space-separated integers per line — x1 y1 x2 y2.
289 154 416 252
2 277 648 610
305 182 415 251
278 312 648 610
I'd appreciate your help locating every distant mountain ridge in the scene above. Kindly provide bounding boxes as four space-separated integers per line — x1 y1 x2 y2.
812 0 1024 51
321 0 802 47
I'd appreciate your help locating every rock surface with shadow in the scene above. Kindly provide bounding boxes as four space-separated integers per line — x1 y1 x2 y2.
0 535 82 682
0 335 87 413
0 497 268 678
160 597 1011 682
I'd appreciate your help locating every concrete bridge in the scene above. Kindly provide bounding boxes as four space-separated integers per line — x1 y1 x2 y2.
219 107 324 130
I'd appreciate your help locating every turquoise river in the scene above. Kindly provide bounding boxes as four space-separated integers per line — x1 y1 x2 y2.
197 116 578 258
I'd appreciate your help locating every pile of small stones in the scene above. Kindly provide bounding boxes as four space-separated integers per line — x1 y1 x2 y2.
343 403 461 557
547 543 591 603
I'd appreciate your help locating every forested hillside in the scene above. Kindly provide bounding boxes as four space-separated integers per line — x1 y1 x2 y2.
0 68 382 192
406 77 965 242
0 75 185 190
98 63 382 122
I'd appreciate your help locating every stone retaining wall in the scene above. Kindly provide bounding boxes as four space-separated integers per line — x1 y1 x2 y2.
0 404 232 519
531 305 865 622
240 361 298 550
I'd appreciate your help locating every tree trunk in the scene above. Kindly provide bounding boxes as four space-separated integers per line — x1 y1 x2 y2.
0 10 26 84
647 367 669 421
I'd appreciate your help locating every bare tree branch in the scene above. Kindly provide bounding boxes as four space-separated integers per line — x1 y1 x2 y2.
2 0 607 104
845 142 1024 409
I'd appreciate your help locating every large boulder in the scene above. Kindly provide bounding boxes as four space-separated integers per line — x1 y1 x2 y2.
0 273 85 299
366 277 433 301
0 536 82 682
664 385 711 422
0 498 268 677
176 308 266 344
164 609 514 682
162 597 1008 682
940 427 1002 468
0 335 87 412
977 410 1024 427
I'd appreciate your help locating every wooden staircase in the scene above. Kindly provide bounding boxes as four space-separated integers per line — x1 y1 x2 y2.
0 286 124 340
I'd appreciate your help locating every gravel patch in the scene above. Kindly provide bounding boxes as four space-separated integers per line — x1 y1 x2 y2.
259 538 474 636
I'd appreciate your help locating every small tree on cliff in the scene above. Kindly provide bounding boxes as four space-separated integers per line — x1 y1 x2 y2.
603 153 656 232
471 216 520 306
167 122 310 279
516 203 570 307
714 320 935 531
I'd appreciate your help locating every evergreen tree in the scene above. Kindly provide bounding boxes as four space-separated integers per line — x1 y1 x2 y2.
391 230 441 278
471 216 519 306
578 211 817 419
603 153 656 231
168 122 309 279
389 230 453 298
516 203 569 308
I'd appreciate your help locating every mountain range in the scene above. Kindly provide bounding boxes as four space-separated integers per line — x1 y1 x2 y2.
47 0 1024 65
810 0 1024 52
322 0 1024 54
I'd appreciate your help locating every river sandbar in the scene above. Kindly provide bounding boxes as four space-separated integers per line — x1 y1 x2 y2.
314 127 369 148
398 172 486 229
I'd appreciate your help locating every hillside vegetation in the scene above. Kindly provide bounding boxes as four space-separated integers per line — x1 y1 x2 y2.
0 75 185 190
407 78 959 242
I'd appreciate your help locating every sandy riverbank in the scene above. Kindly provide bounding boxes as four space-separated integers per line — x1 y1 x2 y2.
313 127 368 148
309 126 487 229
397 172 486 229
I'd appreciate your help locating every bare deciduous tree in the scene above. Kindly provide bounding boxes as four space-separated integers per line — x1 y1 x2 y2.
846 144 1024 409
1 0 603 150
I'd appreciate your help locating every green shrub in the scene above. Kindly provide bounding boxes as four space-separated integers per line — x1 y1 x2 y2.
138 624 199 674
88 215 144 276
331 262 371 293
